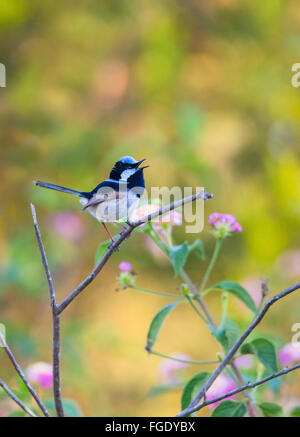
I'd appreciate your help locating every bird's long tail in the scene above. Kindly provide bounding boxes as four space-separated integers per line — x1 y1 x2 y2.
33 180 83 196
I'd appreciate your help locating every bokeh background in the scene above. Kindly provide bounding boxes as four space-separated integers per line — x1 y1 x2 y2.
1 0 300 416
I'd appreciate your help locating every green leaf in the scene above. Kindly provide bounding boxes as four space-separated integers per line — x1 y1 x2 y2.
95 240 111 265
44 398 82 417
188 239 205 260
258 402 283 417
181 372 210 416
168 243 189 276
289 406 300 417
210 281 257 314
146 302 180 351
213 321 240 353
211 400 247 417
241 338 278 372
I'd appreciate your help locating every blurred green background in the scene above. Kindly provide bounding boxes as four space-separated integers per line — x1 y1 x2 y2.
1 0 300 416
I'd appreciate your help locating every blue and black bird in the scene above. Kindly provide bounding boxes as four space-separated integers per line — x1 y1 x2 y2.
34 156 148 242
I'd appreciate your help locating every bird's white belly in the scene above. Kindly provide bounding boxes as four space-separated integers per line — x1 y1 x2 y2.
79 196 139 222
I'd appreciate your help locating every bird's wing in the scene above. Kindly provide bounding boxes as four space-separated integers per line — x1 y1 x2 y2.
80 189 126 211
81 195 106 211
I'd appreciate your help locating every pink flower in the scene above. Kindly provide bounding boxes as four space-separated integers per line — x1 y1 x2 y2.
208 213 242 233
153 210 182 234
26 362 53 390
234 355 254 370
158 354 190 384
154 211 182 226
117 262 136 288
49 212 84 242
278 343 300 366
206 374 238 408
208 213 242 239
130 204 160 222
119 261 132 272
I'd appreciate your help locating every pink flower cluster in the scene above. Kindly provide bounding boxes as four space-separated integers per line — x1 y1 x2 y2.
234 354 254 369
208 213 242 233
278 343 300 366
130 204 160 222
154 211 182 227
206 374 238 408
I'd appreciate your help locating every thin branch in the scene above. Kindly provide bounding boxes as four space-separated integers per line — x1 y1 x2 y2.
0 332 50 417
149 349 219 365
183 293 208 324
180 269 213 327
57 189 213 314
177 281 300 416
131 285 183 299
31 204 64 417
177 363 300 415
0 378 37 417
198 238 223 296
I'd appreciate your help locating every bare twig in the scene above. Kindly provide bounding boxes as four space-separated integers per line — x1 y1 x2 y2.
176 281 300 416
31 204 64 417
0 332 50 417
0 378 37 417
177 363 300 415
149 349 219 365
57 189 213 313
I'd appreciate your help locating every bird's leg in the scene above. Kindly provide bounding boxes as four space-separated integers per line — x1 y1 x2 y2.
102 223 120 251
102 222 114 243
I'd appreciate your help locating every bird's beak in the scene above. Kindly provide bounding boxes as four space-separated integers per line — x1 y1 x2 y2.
134 158 147 168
